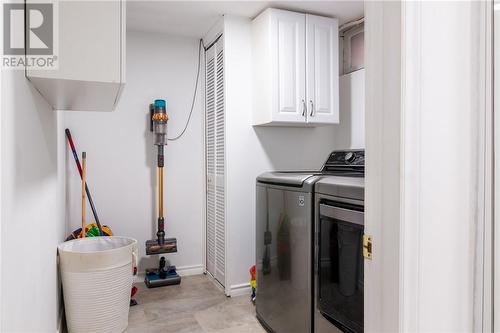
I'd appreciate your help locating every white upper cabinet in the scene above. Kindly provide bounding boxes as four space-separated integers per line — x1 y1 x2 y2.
306 14 339 124
273 10 306 123
252 8 339 126
26 0 125 111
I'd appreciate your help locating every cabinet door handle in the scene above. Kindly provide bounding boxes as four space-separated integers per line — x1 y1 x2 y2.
302 99 307 117
309 100 314 116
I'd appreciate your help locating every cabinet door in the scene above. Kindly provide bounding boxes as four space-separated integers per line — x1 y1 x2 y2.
306 15 339 124
26 0 125 111
27 1 123 83
271 10 306 123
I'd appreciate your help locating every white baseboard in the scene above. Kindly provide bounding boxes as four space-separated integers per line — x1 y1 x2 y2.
176 264 205 277
135 264 205 283
230 283 252 297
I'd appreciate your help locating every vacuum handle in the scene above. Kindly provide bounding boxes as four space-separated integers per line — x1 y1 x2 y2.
158 167 164 218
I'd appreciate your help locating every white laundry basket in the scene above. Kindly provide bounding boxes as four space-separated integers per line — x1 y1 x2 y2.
58 236 138 333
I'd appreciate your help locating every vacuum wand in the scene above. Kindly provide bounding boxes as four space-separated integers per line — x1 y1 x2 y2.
157 145 165 245
146 100 177 255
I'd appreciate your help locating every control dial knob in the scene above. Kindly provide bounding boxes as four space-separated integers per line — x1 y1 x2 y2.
345 152 356 163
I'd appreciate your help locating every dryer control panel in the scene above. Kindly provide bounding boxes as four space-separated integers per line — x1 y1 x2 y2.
321 150 365 175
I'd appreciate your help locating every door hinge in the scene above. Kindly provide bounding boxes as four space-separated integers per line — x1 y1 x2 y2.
363 234 372 259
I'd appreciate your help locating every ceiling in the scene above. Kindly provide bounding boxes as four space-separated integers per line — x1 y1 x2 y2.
126 1 364 38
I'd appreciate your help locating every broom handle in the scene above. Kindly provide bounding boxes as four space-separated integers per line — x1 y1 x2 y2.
82 152 86 238
65 129 103 236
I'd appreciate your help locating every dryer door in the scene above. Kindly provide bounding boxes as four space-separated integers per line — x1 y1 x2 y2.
317 200 364 333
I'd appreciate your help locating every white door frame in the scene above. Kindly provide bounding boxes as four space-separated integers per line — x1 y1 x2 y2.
364 2 402 331
494 1 500 331
366 1 491 331
477 1 493 331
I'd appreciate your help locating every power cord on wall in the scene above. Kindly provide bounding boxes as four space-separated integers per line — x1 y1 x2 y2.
167 38 203 141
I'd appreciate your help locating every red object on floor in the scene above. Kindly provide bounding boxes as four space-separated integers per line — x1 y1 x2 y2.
249 265 256 280
131 286 138 297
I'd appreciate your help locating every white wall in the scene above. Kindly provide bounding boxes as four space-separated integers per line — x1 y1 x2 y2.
333 69 365 149
64 31 205 274
65 20 344 296
222 16 337 293
1 71 66 332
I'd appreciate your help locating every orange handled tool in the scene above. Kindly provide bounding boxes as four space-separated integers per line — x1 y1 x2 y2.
81 152 86 238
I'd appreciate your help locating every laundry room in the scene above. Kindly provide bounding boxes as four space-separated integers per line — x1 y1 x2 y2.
68 1 363 330
1 1 366 331
1 1 489 333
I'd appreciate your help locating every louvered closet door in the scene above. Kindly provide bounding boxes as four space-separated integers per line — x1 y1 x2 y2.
205 37 226 287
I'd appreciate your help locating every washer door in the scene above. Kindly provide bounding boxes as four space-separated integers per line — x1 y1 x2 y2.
318 201 364 333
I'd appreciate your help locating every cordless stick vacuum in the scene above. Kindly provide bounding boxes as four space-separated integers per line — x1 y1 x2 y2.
145 99 181 288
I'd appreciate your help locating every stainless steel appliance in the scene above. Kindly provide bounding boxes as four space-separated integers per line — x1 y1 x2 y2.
256 173 319 333
255 150 364 333
315 151 364 333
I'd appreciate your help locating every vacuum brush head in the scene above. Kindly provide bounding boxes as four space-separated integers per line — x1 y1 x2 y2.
145 237 178 255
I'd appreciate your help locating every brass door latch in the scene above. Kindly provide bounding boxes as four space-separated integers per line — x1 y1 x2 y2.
363 234 372 259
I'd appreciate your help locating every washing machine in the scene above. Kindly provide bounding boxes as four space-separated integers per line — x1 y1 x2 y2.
256 172 319 333
255 150 365 333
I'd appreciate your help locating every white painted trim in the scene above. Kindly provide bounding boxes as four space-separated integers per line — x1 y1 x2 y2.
176 264 205 277
474 1 493 331
399 2 490 331
221 19 230 298
400 2 422 331
229 283 251 297
135 264 205 283
494 1 500 331
201 36 208 285
364 2 402 331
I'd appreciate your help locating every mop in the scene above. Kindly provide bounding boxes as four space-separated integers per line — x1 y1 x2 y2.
144 99 181 288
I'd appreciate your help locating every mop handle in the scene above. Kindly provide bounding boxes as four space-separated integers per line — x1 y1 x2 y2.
65 129 103 236
82 152 86 238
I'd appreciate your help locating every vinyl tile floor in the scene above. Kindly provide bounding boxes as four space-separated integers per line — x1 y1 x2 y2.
126 274 267 333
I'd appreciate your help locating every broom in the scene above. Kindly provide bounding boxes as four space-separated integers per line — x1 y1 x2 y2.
65 129 103 236
81 152 86 238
